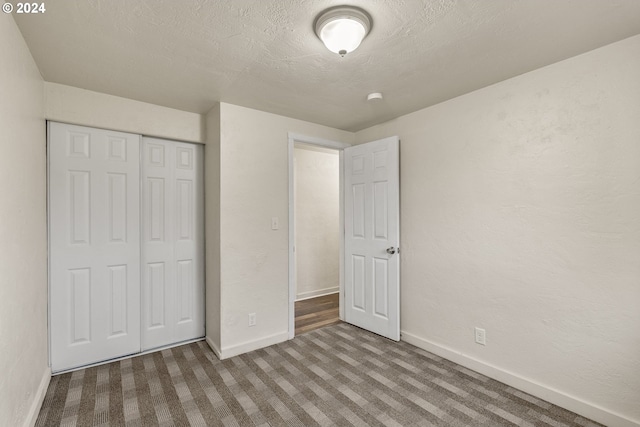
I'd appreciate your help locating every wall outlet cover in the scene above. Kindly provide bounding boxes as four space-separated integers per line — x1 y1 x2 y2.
475 327 486 345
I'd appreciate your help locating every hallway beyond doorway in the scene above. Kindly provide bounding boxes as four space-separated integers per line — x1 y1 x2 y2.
294 293 340 335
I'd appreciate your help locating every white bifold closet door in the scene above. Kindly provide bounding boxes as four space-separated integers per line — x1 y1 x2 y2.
141 137 205 351
49 122 141 372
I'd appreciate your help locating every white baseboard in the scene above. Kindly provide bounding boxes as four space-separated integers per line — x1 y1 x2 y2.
401 331 639 427
295 287 339 301
218 331 289 360
205 335 222 360
24 367 51 427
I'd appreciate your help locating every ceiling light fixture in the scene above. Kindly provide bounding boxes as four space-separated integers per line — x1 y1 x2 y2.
314 6 372 57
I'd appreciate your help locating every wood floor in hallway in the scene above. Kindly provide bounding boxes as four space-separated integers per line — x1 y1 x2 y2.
294 292 341 335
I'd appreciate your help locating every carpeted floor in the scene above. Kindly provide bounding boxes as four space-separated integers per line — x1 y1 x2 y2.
36 323 603 426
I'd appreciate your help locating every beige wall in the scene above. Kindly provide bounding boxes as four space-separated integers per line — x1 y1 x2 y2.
294 146 340 300
356 35 640 426
0 15 49 427
44 82 204 143
217 103 353 357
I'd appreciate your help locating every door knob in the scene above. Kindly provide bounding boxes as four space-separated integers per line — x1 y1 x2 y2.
386 247 397 255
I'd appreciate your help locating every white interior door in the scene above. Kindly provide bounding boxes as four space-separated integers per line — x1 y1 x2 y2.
49 122 141 372
141 138 204 351
344 136 400 341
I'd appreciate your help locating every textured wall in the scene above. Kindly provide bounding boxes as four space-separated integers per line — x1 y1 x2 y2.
294 146 340 300
44 82 204 143
355 35 640 426
0 15 49 427
218 103 353 357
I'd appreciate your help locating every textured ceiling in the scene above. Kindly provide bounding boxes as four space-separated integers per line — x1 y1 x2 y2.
14 0 640 131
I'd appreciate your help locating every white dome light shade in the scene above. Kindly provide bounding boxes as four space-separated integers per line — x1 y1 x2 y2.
315 6 372 57
320 18 366 55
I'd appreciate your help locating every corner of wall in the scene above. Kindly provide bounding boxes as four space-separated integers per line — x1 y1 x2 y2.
204 103 221 354
218 331 289 360
23 367 51 427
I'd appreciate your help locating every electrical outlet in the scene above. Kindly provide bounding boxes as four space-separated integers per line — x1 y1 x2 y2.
248 313 257 327
271 217 279 230
474 327 486 345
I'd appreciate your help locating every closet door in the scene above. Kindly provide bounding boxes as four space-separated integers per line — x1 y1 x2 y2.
141 138 204 350
49 122 141 372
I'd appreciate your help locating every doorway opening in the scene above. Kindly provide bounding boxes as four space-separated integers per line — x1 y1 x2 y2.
287 133 349 339
293 143 340 334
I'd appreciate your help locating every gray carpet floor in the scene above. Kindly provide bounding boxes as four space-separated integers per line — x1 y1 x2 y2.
36 323 603 426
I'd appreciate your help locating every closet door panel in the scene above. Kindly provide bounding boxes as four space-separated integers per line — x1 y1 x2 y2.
141 138 204 350
49 122 141 372
173 142 205 340
141 139 174 350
